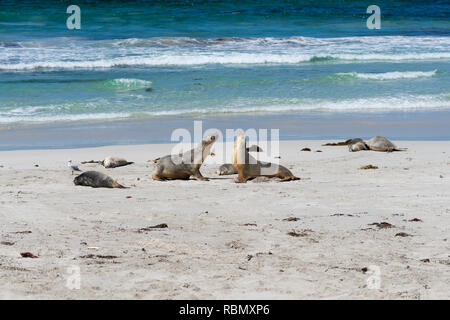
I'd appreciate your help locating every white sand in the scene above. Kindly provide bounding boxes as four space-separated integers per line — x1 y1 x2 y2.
0 140 449 299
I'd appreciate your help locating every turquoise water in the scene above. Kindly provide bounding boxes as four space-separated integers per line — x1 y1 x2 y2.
0 0 449 147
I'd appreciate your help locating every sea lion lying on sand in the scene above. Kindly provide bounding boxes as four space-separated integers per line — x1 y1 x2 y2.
216 145 263 175
366 136 406 152
152 133 218 181
217 164 237 175
74 171 126 188
348 141 369 152
81 157 134 168
323 138 364 146
325 136 405 152
232 132 299 183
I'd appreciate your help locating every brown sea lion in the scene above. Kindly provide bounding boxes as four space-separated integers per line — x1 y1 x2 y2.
232 132 299 183
152 133 218 181
73 171 126 188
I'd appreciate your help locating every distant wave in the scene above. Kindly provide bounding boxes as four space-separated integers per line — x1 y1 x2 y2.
334 70 438 81
1 53 449 71
1 35 449 70
1 94 448 124
110 35 450 48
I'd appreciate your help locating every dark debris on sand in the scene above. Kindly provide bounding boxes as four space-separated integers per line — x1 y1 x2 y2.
20 252 38 258
368 222 395 229
360 165 378 170
138 223 168 232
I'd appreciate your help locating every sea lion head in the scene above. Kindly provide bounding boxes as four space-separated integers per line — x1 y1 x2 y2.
198 133 219 163
73 174 83 185
202 133 218 147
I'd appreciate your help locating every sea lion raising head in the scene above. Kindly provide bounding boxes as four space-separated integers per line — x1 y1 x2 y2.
232 132 299 183
152 133 218 181
74 171 126 188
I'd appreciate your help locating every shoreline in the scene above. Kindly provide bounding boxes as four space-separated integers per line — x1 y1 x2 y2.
1 140 449 299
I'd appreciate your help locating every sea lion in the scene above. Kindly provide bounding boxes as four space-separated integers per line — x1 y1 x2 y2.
81 157 134 168
152 133 218 181
232 132 299 183
74 171 126 188
217 164 237 175
348 141 369 152
102 157 134 168
367 136 406 152
323 138 364 146
216 145 263 175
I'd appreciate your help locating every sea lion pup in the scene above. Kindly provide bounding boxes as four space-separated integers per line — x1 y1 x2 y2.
366 136 406 152
81 157 134 168
152 133 218 181
73 171 126 188
232 132 299 183
348 141 369 152
216 145 263 175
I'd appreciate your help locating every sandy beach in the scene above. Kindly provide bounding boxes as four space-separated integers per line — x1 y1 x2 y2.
0 140 449 299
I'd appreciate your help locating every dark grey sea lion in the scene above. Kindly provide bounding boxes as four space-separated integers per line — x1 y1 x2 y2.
74 171 126 188
152 133 218 181
323 138 364 146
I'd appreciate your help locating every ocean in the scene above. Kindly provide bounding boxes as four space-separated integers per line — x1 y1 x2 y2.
0 0 449 149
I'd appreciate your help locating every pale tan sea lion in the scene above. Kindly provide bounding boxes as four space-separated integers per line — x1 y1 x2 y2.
232 132 299 183
152 133 218 181
216 164 237 175
348 141 369 152
102 157 134 168
74 171 126 188
81 157 134 168
367 136 406 152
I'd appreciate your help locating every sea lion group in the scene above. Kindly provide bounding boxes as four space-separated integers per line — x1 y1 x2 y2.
325 136 406 153
71 134 404 187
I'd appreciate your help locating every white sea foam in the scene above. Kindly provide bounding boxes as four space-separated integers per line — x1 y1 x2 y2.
1 35 449 70
1 95 448 124
103 78 152 90
337 70 438 80
1 52 449 70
